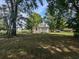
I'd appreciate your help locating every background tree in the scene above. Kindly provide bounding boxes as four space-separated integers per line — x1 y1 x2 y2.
44 13 56 31
0 19 6 30
27 12 42 31
45 9 67 32
0 5 11 35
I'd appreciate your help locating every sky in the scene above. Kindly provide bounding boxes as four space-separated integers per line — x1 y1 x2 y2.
34 0 48 17
0 0 5 5
0 0 48 17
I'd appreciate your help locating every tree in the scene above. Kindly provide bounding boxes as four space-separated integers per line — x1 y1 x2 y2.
0 5 11 35
0 19 6 30
44 13 56 31
45 9 67 32
46 0 79 39
59 17 68 30
3 0 43 36
27 12 42 31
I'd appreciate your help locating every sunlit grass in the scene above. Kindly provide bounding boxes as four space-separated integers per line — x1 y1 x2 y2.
17 30 31 34
16 29 74 36
49 32 74 36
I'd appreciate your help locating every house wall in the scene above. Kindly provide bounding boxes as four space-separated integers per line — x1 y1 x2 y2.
33 27 49 33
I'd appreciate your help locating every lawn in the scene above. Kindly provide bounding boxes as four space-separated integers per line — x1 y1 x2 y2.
50 32 74 36
17 30 74 36
0 33 79 59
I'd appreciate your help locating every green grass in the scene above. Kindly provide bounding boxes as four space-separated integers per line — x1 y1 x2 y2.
0 34 79 59
17 30 31 34
49 32 74 36
16 29 74 36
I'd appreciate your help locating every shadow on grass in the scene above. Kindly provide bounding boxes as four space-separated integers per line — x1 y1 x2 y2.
0 34 79 59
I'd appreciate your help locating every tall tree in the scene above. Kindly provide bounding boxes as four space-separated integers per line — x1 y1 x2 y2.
4 0 43 36
45 12 67 32
27 12 42 31
44 13 56 31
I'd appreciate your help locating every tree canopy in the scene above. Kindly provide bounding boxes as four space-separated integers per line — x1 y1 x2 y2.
27 12 42 30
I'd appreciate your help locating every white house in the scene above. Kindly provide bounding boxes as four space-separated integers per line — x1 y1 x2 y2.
33 22 49 33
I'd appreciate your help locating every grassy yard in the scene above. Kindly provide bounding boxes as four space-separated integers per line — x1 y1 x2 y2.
17 30 74 36
0 33 79 59
50 32 74 36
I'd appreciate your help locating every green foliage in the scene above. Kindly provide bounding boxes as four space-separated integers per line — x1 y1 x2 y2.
27 12 42 30
46 15 56 31
0 19 6 30
26 18 34 30
47 17 67 31
47 0 67 16
45 10 67 31
31 13 42 26
59 17 68 30
46 0 68 31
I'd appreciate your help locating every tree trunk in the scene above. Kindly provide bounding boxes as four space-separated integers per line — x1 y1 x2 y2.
11 4 17 36
9 0 17 36
11 19 16 36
